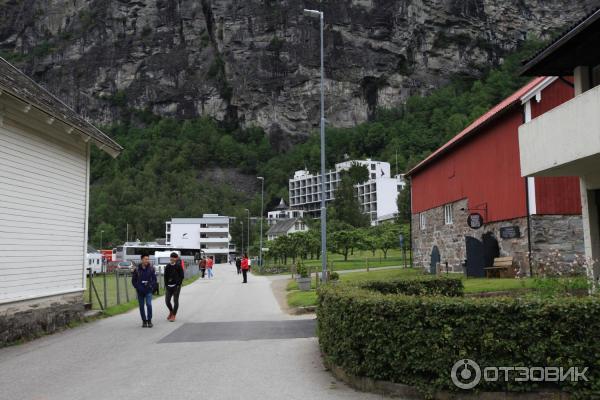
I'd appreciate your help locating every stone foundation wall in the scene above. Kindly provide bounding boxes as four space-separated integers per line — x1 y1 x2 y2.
412 199 584 275
0 291 84 345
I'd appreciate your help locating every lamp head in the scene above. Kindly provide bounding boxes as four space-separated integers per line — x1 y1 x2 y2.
303 9 322 18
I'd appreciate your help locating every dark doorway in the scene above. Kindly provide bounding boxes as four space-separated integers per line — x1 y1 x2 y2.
465 236 485 277
482 232 500 270
430 246 440 274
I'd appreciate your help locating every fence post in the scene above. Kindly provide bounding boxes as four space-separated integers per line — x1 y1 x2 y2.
116 270 121 305
124 272 130 303
103 265 107 309
87 268 92 304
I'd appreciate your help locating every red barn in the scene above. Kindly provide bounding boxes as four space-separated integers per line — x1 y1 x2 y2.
407 77 584 276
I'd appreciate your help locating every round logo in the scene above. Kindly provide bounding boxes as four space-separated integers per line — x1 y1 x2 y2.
451 359 481 390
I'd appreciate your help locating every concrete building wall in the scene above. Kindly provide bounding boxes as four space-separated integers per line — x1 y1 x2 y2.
0 292 84 344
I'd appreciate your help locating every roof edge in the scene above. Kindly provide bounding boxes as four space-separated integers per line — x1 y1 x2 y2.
520 8 600 76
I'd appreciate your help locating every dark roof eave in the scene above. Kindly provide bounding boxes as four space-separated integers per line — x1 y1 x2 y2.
520 8 600 76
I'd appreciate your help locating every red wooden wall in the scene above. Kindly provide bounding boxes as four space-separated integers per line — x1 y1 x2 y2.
411 108 527 223
531 79 582 215
411 78 582 221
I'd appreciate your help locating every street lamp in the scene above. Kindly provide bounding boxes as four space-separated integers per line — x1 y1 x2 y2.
245 208 251 257
257 177 265 267
240 221 244 257
304 8 328 282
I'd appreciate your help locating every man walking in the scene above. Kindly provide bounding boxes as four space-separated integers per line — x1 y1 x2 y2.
165 252 184 322
132 254 157 328
241 254 250 283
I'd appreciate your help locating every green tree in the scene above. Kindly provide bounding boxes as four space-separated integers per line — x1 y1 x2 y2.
329 223 360 261
396 179 411 224
329 173 370 228
375 223 400 259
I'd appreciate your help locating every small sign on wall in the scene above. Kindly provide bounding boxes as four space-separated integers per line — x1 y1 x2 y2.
467 213 483 229
500 226 521 239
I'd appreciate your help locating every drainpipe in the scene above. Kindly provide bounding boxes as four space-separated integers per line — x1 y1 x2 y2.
409 177 414 268
522 108 534 277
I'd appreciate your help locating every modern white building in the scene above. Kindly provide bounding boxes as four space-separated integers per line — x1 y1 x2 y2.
288 159 405 224
166 214 232 263
518 9 600 281
0 57 122 344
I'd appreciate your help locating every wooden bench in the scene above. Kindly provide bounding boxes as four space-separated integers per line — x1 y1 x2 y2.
484 256 514 278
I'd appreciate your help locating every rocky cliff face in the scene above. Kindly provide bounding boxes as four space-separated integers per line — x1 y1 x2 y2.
0 0 596 146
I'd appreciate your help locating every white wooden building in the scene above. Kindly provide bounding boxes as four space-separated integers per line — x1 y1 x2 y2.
0 57 122 343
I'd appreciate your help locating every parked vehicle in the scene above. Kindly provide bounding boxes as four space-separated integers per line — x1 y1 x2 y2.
115 261 135 273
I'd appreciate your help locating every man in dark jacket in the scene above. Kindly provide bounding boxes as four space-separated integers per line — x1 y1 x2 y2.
132 254 157 328
165 252 184 322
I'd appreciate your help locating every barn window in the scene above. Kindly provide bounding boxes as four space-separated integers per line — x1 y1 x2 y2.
419 213 426 230
444 204 453 225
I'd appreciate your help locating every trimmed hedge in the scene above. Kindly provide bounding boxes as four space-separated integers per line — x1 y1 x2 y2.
317 283 600 399
361 277 463 297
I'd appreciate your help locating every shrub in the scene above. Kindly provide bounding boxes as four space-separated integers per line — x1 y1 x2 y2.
330 272 340 281
317 283 600 398
296 263 309 278
362 277 463 297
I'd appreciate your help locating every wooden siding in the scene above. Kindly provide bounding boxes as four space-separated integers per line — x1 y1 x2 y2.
411 109 528 222
530 78 582 215
0 116 88 303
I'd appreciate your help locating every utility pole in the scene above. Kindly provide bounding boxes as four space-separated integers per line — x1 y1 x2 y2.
245 208 251 258
258 177 265 267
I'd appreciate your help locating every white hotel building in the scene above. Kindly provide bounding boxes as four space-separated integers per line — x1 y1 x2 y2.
165 214 232 263
289 159 405 224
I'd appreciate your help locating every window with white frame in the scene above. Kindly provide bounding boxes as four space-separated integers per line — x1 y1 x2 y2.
419 213 426 230
444 204 453 225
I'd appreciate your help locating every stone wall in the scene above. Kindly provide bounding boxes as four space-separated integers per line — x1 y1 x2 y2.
0 292 84 345
411 199 584 275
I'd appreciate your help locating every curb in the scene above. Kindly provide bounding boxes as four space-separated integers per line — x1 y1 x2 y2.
289 306 316 315
323 358 572 400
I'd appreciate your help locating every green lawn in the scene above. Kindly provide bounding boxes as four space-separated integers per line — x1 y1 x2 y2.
286 268 421 308
285 269 577 309
274 248 412 273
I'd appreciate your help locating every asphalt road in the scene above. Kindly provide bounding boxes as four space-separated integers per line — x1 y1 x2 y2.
0 263 385 400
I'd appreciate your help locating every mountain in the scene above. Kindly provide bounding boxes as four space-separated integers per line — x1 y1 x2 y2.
0 0 597 148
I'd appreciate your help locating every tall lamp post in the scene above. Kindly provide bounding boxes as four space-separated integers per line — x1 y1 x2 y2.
257 177 265 267
245 208 251 258
304 8 327 282
240 221 244 257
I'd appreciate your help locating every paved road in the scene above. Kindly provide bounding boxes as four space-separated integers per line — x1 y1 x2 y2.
0 263 385 400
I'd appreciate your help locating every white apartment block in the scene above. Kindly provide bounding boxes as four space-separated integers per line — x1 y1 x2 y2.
165 214 232 262
289 159 406 224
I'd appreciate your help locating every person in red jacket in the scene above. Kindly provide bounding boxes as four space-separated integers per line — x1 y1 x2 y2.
206 256 215 279
241 254 250 284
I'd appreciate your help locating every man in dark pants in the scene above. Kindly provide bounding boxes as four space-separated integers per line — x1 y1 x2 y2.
165 252 184 322
241 254 250 283
132 254 157 328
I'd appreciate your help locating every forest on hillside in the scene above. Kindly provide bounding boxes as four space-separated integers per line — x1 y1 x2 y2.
89 39 545 248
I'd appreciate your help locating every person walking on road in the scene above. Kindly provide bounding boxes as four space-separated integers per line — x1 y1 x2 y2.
206 256 214 279
241 254 250 283
199 256 207 279
165 252 184 322
235 257 242 275
132 254 157 328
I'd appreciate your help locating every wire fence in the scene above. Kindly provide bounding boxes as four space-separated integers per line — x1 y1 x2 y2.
85 262 200 310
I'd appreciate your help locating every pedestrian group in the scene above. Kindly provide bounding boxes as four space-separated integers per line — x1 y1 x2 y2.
132 252 251 328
